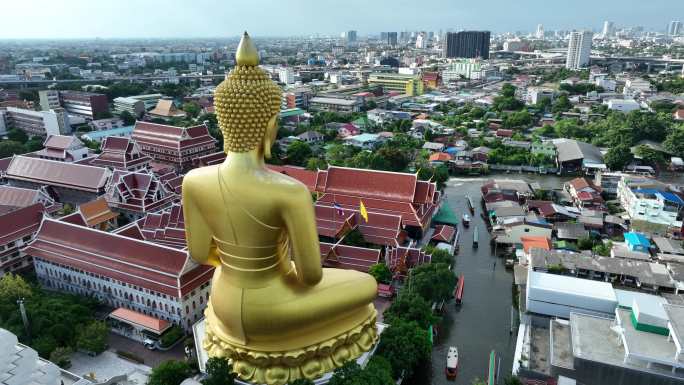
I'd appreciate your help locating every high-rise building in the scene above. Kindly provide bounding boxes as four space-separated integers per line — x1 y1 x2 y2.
536 24 545 39
668 20 682 36
415 33 427 49
443 31 491 59
59 91 109 119
346 30 357 42
565 31 593 70
602 21 615 38
0 107 71 136
387 32 398 46
38 90 60 111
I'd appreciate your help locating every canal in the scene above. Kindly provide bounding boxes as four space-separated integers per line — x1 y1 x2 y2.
427 172 684 385
429 174 576 385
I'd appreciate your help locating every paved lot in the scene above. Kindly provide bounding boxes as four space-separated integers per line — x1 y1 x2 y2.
373 297 392 322
69 350 150 384
108 332 186 368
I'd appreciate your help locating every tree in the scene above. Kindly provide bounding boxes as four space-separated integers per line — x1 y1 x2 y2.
25 137 44 152
383 292 437 329
7 129 28 143
148 360 192 385
577 236 593 250
0 274 33 302
119 110 136 125
288 379 315 385
604 143 633 171
592 241 613 257
663 127 684 157
32 335 58 358
202 356 235 385
368 263 392 284
286 141 312 166
409 262 457 303
428 248 453 266
0 141 26 158
305 157 328 171
183 102 201 118
501 83 516 98
504 376 523 385
503 111 532 129
377 319 431 379
552 94 572 114
49 346 73 369
634 144 666 166
328 357 393 385
76 321 108 354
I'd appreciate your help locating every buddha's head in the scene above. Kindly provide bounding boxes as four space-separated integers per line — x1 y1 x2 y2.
215 32 282 157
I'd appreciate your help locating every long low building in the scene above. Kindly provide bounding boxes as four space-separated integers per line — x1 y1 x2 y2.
25 218 213 330
5 156 111 205
308 97 363 113
526 270 618 319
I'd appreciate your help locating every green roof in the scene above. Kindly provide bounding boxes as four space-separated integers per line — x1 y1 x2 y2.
279 108 306 118
352 116 368 127
433 202 459 226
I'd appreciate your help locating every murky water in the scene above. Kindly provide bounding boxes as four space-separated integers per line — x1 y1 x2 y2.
425 172 684 385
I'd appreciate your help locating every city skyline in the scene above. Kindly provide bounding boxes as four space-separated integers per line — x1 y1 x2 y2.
1 0 683 39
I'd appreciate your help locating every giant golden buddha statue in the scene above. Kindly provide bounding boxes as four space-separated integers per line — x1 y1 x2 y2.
182 32 378 385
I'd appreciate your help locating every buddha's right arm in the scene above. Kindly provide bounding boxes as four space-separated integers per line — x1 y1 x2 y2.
283 188 323 286
182 178 220 267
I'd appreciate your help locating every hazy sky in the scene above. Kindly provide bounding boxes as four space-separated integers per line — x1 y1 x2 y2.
2 0 683 39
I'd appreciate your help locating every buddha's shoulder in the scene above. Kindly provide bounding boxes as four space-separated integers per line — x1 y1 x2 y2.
183 165 220 191
263 169 309 192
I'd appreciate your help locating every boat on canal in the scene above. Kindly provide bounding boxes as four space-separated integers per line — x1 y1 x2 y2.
445 346 459 379
454 274 464 305
466 195 475 214
486 350 500 385
473 227 479 248
462 213 470 227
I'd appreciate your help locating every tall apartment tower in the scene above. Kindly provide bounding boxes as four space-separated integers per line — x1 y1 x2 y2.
443 31 491 59
565 31 593 70
346 30 357 43
536 24 545 39
602 21 615 38
668 21 682 36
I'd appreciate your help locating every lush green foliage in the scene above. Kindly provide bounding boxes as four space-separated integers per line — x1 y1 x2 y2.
383 292 437 329
377 319 431 378
0 274 102 359
286 141 313 166
76 321 108 354
409 262 456 303
202 357 235 385
328 357 394 385
160 325 184 348
148 360 192 385
603 143 633 171
368 263 392 284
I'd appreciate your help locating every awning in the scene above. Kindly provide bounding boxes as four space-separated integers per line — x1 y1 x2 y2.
432 202 459 226
109 307 171 335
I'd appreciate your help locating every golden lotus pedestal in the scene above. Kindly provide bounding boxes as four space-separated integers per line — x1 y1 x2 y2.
192 315 386 385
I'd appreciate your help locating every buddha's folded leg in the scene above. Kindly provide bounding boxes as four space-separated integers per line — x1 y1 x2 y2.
243 268 377 336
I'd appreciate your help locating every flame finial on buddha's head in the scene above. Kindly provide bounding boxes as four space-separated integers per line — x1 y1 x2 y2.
214 31 281 153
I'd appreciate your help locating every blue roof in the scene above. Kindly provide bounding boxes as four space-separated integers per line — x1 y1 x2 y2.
80 125 134 140
445 147 459 154
624 232 651 248
633 188 684 205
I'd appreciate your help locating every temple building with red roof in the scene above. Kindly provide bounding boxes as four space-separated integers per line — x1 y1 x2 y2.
90 136 151 171
386 246 432 281
5 155 112 205
319 242 381 273
0 203 46 277
314 166 439 237
33 135 89 163
115 203 187 249
0 185 61 215
105 170 176 220
131 121 216 171
26 218 213 329
60 197 118 231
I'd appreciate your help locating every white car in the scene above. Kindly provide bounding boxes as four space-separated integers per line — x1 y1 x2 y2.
143 338 157 350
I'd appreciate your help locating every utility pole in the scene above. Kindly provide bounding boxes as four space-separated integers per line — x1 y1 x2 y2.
17 298 29 339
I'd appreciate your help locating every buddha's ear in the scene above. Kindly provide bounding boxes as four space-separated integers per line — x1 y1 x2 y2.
263 114 278 159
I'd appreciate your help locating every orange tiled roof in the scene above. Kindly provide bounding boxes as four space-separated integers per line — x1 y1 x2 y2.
521 236 552 254
109 307 170 334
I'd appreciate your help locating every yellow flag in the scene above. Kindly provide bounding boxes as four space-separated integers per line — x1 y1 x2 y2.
359 200 369 223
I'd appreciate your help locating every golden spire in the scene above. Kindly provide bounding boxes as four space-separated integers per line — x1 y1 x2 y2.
236 31 259 66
